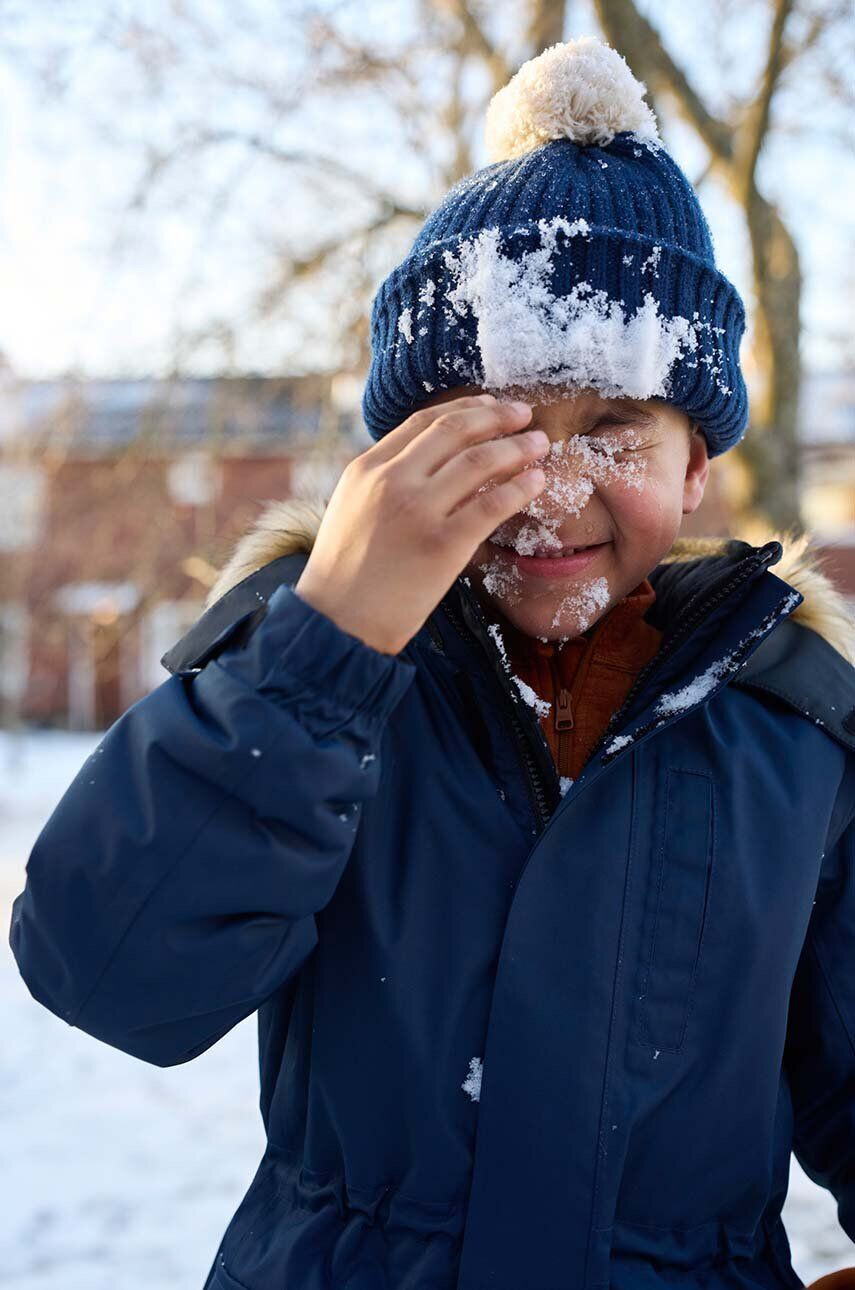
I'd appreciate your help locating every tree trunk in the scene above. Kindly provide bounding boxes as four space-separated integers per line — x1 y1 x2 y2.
592 0 805 536
737 191 803 531
526 0 567 53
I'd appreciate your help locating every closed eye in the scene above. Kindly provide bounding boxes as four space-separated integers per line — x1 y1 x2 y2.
587 432 647 455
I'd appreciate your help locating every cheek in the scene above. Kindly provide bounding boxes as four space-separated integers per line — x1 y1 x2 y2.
601 465 680 540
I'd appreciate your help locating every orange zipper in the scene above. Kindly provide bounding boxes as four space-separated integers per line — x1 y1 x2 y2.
551 629 600 774
554 674 575 771
555 688 574 730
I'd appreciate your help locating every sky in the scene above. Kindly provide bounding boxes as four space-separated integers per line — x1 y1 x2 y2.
0 1 851 382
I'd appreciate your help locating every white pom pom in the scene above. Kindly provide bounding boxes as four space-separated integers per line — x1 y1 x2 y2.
485 36 660 162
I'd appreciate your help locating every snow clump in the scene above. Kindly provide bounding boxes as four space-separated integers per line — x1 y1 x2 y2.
439 216 710 401
461 1056 483 1102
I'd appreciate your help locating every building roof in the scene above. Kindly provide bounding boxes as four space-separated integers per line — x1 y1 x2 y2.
0 368 850 453
0 374 360 453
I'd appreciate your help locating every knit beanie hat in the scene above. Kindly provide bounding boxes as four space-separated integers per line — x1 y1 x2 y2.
361 37 749 458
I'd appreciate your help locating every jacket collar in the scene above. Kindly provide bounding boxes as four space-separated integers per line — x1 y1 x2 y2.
202 497 855 667
440 537 812 791
448 537 779 660
495 577 660 682
167 497 854 759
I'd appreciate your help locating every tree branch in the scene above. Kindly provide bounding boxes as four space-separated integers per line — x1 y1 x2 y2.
526 0 567 56
778 2 848 75
130 130 427 220
593 0 734 163
735 0 795 193
257 205 425 317
441 45 475 183
431 0 511 91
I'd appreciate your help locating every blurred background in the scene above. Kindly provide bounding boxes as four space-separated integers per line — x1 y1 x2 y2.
0 2 853 1286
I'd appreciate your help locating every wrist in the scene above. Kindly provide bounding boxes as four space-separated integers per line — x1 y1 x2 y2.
293 575 402 657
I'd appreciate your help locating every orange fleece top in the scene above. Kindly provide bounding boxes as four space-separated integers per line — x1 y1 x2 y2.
495 579 664 782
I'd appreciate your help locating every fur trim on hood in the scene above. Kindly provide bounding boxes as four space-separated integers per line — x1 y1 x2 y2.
204 495 855 667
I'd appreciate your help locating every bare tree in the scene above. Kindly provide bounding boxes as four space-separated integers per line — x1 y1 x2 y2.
7 1 850 529
593 0 852 529
5 3 571 396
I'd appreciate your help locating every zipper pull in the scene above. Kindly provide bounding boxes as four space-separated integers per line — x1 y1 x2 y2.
555 688 574 731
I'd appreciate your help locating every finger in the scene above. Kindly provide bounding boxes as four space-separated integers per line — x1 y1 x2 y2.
432 428 550 516
367 394 505 466
445 464 546 544
395 397 534 477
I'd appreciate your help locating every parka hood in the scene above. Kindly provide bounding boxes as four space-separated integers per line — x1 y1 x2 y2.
204 495 855 667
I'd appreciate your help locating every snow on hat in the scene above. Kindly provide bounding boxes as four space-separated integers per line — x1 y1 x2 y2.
361 36 749 457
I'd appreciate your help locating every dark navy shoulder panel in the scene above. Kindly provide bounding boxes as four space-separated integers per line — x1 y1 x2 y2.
646 540 755 632
732 616 855 755
161 552 311 676
650 541 855 756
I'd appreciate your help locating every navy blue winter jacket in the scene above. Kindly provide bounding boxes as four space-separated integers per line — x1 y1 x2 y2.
9 499 855 1290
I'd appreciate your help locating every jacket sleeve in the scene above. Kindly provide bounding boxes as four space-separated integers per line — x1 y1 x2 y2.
8 583 417 1067
783 788 855 1242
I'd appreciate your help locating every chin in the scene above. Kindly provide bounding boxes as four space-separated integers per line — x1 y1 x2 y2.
494 597 612 642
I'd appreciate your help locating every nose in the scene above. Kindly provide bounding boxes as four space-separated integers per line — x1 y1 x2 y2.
526 438 598 519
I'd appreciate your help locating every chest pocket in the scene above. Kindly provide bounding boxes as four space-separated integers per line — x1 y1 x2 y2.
634 767 716 1055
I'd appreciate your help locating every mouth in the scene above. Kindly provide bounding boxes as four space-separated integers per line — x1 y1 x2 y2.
487 539 611 578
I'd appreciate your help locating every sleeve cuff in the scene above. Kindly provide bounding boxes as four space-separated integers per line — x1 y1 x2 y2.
211 582 418 735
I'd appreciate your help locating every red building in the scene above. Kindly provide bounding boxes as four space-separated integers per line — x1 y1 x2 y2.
0 374 359 728
1 369 851 730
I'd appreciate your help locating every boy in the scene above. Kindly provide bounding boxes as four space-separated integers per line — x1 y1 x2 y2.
9 37 855 1290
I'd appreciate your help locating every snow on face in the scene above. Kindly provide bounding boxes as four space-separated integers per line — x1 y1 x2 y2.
548 575 611 631
469 420 652 635
487 429 647 555
435 388 700 644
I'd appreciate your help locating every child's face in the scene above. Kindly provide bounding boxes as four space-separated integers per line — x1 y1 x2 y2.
421 384 710 641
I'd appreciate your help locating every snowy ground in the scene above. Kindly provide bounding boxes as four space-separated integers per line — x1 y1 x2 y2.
1 729 853 1289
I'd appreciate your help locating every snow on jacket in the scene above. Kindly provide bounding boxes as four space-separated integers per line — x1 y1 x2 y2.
9 496 855 1290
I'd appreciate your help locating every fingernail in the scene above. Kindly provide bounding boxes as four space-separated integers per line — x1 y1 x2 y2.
510 400 531 414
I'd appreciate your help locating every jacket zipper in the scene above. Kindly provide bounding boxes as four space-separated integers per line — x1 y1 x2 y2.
556 688 574 731
441 597 554 832
552 626 600 769
438 542 780 829
555 686 574 769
